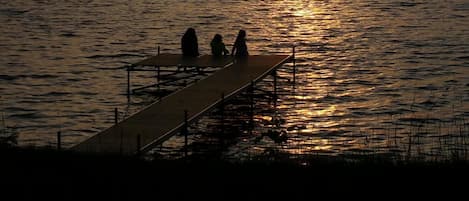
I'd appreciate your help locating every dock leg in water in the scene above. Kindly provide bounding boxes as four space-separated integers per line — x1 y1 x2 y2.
57 131 61 151
273 70 278 107
114 108 118 125
249 81 255 134
127 65 131 100
136 134 141 156
184 110 188 158
221 93 225 135
293 46 296 84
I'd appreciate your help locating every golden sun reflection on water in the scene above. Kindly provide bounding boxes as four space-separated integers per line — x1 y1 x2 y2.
289 0 328 18
256 115 273 122
285 139 333 155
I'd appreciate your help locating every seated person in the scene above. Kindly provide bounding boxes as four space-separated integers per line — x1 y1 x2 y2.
210 34 229 57
231 30 249 57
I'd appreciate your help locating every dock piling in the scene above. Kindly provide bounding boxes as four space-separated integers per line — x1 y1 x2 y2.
293 46 296 84
127 65 131 98
119 128 123 155
184 110 188 157
136 134 141 156
57 131 61 151
114 108 118 125
249 81 255 133
157 66 161 90
221 93 225 135
273 70 277 99
156 45 161 89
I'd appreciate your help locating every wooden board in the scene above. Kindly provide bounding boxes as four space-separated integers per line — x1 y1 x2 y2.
133 54 233 68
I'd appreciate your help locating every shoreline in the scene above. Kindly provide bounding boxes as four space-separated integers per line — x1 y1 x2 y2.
1 146 468 199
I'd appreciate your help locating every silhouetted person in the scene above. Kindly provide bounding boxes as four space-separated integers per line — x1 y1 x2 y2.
181 28 200 57
231 30 249 57
211 34 229 57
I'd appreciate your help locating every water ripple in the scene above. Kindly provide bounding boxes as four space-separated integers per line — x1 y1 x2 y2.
0 0 468 161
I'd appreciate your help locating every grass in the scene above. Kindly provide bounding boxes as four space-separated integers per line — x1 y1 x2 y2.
1 146 468 200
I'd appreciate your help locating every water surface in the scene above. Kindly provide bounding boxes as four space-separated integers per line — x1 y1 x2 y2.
1 0 468 160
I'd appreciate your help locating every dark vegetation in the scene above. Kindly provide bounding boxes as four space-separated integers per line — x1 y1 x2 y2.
1 146 468 200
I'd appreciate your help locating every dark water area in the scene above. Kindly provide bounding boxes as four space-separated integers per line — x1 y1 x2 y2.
0 0 468 161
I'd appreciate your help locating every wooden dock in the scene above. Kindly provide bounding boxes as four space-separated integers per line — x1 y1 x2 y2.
72 54 293 155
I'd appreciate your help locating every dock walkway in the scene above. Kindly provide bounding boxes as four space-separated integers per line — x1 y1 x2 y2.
72 54 293 155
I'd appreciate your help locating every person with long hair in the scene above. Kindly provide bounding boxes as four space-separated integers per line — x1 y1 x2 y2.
231 30 248 57
181 28 200 57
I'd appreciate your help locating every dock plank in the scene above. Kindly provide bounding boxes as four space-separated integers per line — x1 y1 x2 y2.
133 54 233 67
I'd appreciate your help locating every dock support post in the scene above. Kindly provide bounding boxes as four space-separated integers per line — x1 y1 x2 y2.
249 81 254 134
57 131 61 151
157 66 161 90
119 128 123 156
273 70 277 100
184 110 188 157
156 45 161 91
221 93 225 135
114 108 118 125
293 46 296 84
273 69 278 108
136 134 141 156
127 65 131 98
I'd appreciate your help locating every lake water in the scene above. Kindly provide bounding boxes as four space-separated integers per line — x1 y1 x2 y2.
1 0 468 161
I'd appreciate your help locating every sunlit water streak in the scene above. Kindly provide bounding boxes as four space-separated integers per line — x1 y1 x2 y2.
0 0 468 161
